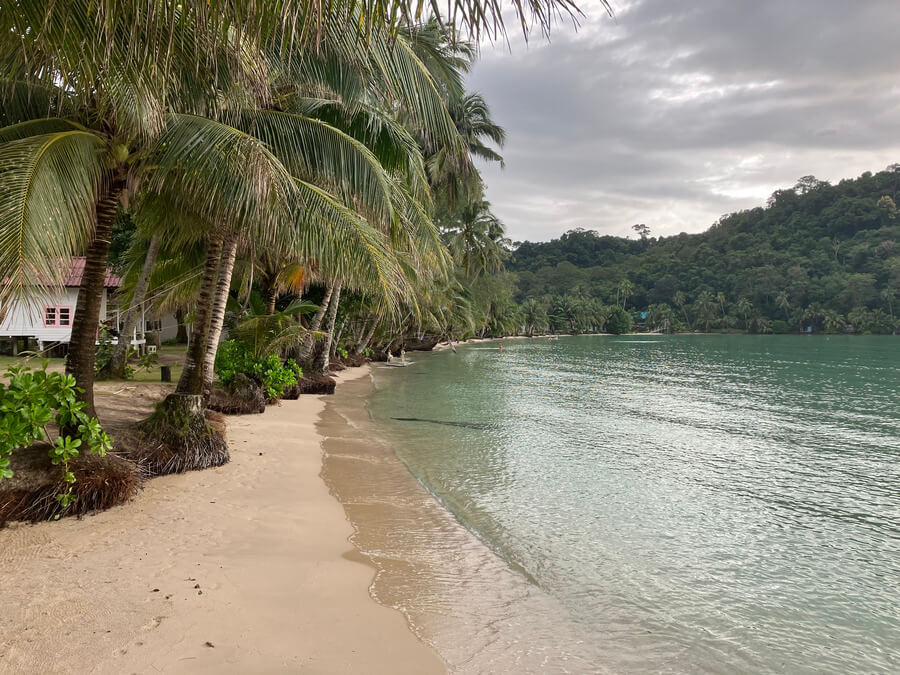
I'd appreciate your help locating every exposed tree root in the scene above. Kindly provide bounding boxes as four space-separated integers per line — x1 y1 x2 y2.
286 374 337 396
207 374 266 415
130 394 229 476
0 445 141 524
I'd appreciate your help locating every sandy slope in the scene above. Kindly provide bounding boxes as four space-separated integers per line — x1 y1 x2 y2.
0 367 444 674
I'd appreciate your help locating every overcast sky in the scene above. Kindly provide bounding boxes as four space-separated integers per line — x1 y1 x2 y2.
466 0 900 242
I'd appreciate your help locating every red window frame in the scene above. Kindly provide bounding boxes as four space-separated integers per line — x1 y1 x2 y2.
44 305 73 328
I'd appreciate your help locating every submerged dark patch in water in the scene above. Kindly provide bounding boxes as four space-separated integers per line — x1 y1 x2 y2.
392 417 498 430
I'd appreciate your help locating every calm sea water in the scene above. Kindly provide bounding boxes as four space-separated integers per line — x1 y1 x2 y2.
362 336 900 674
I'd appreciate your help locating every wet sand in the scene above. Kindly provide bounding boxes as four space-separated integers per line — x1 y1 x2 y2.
0 367 444 674
320 366 600 674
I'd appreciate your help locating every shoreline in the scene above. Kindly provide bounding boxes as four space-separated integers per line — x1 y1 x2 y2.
321 356 601 673
0 366 444 674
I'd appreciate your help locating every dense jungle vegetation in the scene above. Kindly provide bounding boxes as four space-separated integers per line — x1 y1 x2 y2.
508 170 900 335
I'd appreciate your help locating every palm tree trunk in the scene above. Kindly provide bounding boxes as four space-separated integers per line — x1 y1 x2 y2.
138 235 230 476
106 231 162 378
354 316 379 355
312 283 341 374
331 318 346 359
175 237 222 396
203 234 238 393
175 307 188 343
297 282 334 362
66 176 125 418
265 280 278 315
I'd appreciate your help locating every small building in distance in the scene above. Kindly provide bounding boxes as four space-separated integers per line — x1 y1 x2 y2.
0 257 121 356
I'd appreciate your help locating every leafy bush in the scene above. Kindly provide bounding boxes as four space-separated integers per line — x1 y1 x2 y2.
336 347 349 359
605 306 634 335
0 363 113 510
214 340 302 399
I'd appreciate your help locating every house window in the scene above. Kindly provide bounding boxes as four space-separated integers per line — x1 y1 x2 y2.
44 306 72 327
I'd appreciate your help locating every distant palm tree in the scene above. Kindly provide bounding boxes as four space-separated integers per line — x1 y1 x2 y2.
736 297 754 330
776 291 791 323
674 291 691 329
442 200 509 279
716 291 727 320
618 279 635 309
694 290 717 332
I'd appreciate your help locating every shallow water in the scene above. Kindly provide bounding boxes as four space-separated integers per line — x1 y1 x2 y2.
327 335 900 674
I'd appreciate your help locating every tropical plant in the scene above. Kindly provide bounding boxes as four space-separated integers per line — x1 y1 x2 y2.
0 363 112 510
214 340 302 400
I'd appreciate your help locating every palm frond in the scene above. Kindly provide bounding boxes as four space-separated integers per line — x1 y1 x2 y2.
0 130 105 304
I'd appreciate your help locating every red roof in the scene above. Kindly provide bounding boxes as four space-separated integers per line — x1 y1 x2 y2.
62 257 122 288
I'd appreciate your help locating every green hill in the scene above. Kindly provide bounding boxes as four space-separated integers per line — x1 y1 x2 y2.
509 168 900 334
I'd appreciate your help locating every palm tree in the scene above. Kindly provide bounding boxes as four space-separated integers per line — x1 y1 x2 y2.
618 279 635 309
776 291 791 323
823 310 845 334
442 200 509 279
673 291 691 329
716 291 727 321
735 297 754 330
521 298 547 336
694 291 717 332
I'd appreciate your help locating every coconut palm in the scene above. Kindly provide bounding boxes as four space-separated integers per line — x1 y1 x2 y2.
694 290 717 332
736 297 754 330
618 279 635 309
776 291 791 323
442 200 510 279
522 298 548 336
673 291 691 329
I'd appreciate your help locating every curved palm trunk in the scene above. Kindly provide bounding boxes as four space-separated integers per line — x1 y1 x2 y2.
175 308 188 343
203 234 238 394
106 231 162 378
354 316 379 355
297 282 334 363
265 281 278 315
331 318 346 359
175 237 223 395
137 235 229 476
312 283 341 374
66 176 125 418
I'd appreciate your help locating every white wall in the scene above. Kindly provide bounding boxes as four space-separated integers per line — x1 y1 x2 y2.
0 288 111 344
157 313 180 342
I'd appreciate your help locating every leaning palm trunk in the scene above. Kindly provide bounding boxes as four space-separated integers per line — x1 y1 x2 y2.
265 282 278 315
66 176 126 418
203 234 238 394
297 282 334 363
135 236 229 475
312 283 341 374
105 231 162 379
354 316 379 355
175 308 188 343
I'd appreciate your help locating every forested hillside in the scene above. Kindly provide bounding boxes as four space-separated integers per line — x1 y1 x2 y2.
509 168 900 334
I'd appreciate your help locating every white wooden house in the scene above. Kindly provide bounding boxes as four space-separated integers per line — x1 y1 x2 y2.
0 257 121 354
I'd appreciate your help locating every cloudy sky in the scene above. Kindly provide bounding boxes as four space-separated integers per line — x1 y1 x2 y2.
466 0 900 242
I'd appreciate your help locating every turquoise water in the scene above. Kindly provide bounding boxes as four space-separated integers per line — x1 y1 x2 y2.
366 336 900 673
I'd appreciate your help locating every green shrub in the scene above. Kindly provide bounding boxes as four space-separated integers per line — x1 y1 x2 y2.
336 347 349 359
214 340 302 399
0 363 113 511
605 307 634 335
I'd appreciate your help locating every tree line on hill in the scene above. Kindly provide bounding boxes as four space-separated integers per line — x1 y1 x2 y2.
507 169 900 335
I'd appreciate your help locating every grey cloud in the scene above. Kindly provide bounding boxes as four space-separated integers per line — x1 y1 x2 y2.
467 0 900 240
